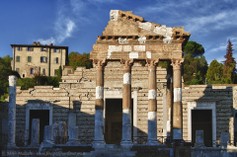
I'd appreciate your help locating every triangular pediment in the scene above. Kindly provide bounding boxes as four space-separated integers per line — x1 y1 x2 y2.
90 10 190 61
102 10 189 43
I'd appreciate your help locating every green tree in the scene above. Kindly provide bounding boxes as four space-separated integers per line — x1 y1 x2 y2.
222 40 236 84
17 76 60 90
0 55 19 102
184 41 205 57
17 78 36 90
183 41 208 85
68 52 92 69
206 60 223 84
55 65 62 78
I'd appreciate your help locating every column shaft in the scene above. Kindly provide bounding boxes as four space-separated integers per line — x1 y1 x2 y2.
121 60 133 145
171 59 183 140
147 60 159 145
93 60 105 146
8 75 17 148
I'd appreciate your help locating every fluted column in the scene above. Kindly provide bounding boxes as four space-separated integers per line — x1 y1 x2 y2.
171 59 183 140
93 60 106 146
121 59 133 145
147 59 159 145
8 75 17 148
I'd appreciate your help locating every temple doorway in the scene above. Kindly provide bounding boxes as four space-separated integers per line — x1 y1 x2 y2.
29 110 49 143
105 99 122 144
191 109 212 147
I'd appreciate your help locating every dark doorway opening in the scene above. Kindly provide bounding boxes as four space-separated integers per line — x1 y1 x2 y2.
29 110 49 143
192 109 212 147
105 99 122 144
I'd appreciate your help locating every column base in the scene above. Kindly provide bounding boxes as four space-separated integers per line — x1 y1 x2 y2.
121 140 133 147
7 143 17 149
147 139 160 145
66 139 80 146
93 140 105 148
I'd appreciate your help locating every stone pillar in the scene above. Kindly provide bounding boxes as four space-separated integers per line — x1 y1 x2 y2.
147 59 159 145
194 130 204 147
43 125 54 144
31 118 40 146
67 111 79 145
8 75 17 148
39 125 54 152
121 60 133 145
171 59 183 140
93 60 106 146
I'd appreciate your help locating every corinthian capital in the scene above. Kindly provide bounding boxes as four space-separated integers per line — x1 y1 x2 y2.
171 59 183 70
146 59 159 68
120 59 133 67
93 59 107 68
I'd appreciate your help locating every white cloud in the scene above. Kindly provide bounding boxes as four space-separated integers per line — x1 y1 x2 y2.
36 0 118 45
55 18 76 43
36 1 77 45
185 10 237 33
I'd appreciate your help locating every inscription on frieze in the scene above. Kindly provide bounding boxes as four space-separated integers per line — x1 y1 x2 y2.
129 52 138 59
162 44 179 52
123 45 132 52
134 45 146 51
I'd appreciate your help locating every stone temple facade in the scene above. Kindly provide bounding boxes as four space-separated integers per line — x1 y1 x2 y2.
2 10 237 157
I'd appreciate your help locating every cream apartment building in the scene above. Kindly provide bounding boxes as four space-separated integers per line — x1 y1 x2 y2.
11 42 68 78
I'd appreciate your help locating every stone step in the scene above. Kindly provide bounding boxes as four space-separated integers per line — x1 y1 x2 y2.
86 145 136 157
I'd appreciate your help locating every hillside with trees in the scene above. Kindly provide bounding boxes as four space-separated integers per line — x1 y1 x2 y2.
0 55 19 102
68 52 92 69
206 40 237 84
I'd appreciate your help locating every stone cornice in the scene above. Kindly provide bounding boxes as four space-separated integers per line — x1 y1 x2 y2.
110 10 144 22
96 34 189 44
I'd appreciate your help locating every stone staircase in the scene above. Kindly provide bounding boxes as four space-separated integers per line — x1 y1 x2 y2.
85 144 136 157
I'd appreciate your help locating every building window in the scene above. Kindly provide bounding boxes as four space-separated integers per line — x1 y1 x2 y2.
16 56 20 62
30 68 34 74
17 47 22 51
40 56 47 63
41 47 47 51
54 48 58 53
27 47 34 51
55 57 59 64
27 56 32 62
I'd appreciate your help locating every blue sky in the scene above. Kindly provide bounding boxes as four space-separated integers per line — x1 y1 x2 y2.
0 0 237 64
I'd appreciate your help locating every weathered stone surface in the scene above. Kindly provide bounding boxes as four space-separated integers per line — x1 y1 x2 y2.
30 118 40 146
8 75 17 148
53 121 67 144
195 130 204 147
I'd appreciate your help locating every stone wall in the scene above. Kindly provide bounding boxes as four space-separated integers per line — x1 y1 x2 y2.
13 64 237 146
61 62 168 143
14 61 168 145
182 85 234 145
